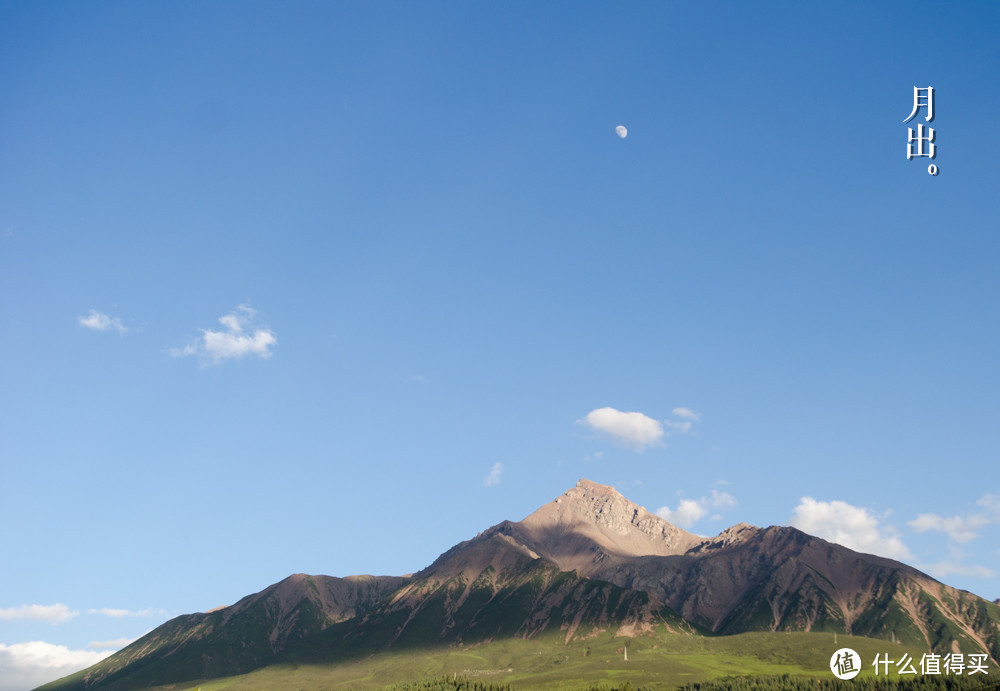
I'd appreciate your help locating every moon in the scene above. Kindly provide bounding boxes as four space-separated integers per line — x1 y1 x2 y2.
615 125 627 139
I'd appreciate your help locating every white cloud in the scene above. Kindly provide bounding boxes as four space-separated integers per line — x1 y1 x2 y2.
920 559 996 580
663 407 700 435
908 493 1000 543
77 310 127 335
86 637 136 651
87 608 154 618
657 499 707 528
908 514 988 543
708 489 736 509
0 641 114 691
580 407 664 450
485 462 503 487
0 604 78 625
656 490 737 529
663 420 692 434
979 494 1000 511
791 497 911 560
172 305 276 365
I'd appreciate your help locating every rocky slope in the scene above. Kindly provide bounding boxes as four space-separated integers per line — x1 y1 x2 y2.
493 480 1000 659
316 518 693 652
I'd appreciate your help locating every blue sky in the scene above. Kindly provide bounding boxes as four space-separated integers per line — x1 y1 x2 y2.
2 1 999 688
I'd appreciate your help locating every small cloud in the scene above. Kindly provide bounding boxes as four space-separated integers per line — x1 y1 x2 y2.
485 462 504 487
0 641 114 691
86 637 136 651
791 497 911 560
923 561 996 579
77 310 127 335
908 514 987 543
656 490 737 529
663 407 699 435
0 604 78 625
662 420 692 434
580 407 663 450
406 374 426 383
172 304 276 366
908 493 1000 543
87 608 154 618
709 489 736 508
978 494 1000 511
657 499 707 528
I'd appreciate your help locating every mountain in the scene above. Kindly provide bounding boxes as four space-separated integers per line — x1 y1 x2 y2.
39 574 407 690
39 480 1000 690
497 481 1000 657
450 480 1000 657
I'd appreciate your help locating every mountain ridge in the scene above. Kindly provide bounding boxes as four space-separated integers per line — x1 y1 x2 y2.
37 479 1000 691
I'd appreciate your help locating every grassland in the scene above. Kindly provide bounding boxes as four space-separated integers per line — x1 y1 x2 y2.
131 630 997 690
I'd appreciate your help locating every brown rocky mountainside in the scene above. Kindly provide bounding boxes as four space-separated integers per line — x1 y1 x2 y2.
487 480 1000 658
38 480 1000 691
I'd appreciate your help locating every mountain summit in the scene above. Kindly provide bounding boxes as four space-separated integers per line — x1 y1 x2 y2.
39 479 1000 691
514 479 702 570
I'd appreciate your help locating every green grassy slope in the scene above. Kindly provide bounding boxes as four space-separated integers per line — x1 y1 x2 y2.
90 630 998 691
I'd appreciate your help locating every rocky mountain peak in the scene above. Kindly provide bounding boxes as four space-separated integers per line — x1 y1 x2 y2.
686 522 761 555
550 479 651 532
513 479 701 572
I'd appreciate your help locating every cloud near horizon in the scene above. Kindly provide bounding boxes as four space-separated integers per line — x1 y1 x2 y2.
77 309 127 335
0 642 114 691
919 558 996 580
908 493 1000 543
656 489 736 529
172 305 276 365
86 637 137 650
0 604 78 625
87 607 156 618
791 497 911 561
